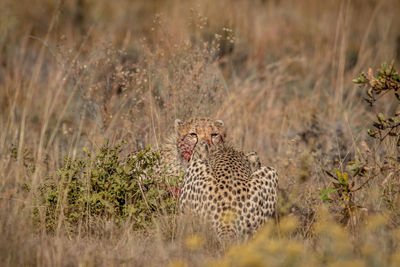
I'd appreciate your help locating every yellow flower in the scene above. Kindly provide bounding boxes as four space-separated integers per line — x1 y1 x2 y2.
185 234 205 250
168 259 187 267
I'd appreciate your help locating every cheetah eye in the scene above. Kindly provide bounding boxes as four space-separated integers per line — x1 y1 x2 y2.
211 133 219 138
189 132 197 137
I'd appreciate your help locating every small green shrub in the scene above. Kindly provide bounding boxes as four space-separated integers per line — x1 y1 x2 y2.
353 61 400 143
320 62 400 226
38 140 181 233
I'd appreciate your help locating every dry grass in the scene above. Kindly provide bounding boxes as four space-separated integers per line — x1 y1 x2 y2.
1 0 400 266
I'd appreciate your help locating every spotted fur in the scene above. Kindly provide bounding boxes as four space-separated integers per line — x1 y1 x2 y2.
179 142 278 243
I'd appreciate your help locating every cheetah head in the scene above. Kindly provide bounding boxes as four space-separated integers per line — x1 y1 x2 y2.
175 118 226 162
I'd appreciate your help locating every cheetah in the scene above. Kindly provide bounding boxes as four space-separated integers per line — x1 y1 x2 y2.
179 141 278 244
155 117 226 178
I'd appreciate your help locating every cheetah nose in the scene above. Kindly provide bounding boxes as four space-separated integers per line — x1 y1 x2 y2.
201 138 212 146
199 139 208 146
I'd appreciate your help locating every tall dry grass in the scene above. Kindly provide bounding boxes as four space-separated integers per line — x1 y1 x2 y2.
1 0 400 266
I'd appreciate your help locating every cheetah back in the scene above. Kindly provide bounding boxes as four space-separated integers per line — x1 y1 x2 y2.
179 145 278 243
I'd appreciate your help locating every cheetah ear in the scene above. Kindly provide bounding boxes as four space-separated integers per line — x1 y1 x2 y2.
175 119 184 131
214 120 224 127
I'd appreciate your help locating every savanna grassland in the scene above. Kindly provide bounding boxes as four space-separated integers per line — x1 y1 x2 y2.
1 0 400 266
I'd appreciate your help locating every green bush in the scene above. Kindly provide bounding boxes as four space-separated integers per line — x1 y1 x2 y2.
319 62 400 226
353 61 400 143
38 140 181 233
